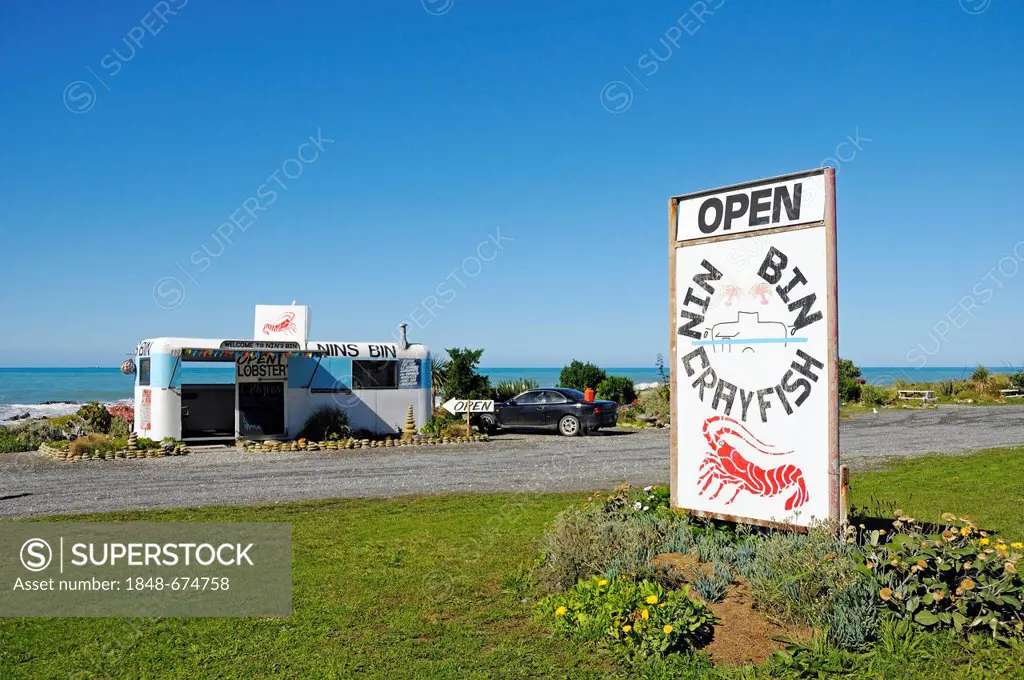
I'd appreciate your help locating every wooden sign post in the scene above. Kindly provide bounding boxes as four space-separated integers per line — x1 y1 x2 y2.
442 399 496 437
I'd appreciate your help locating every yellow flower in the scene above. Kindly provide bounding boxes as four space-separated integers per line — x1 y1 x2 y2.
960 578 976 591
917 560 927 569
646 595 659 605
641 609 650 620
997 544 1009 554
933 590 944 602
980 538 990 546
622 625 632 633
658 602 666 608
554 606 567 617
598 579 608 587
879 588 893 601
941 530 955 541
1011 542 1024 549
663 625 673 634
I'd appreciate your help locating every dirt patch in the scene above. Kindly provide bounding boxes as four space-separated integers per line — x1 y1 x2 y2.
651 553 812 665
704 581 812 667
651 552 711 584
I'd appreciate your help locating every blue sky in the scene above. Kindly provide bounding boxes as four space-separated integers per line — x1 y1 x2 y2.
0 0 1022 369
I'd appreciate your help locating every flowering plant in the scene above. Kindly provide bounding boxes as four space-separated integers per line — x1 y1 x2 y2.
537 576 715 659
107 403 134 422
860 512 1024 637
583 484 671 515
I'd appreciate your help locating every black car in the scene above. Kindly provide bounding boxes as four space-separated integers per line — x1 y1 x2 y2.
477 388 617 436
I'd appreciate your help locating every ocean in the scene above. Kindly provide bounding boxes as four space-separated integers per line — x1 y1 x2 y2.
0 366 1020 422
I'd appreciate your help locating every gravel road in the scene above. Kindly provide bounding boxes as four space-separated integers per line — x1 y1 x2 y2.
2 405 1022 518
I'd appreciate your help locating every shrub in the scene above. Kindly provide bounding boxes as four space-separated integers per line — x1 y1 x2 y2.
839 359 862 403
591 484 671 514
299 406 351 441
861 384 897 406
637 387 670 420
492 377 539 402
559 360 607 392
971 365 991 385
692 573 728 604
440 421 469 438
743 526 864 628
0 435 33 453
991 374 1011 389
137 437 157 449
107 403 134 422
441 348 492 401
597 376 637 404
712 561 734 585
1012 372 1024 391
45 414 79 428
862 512 1024 637
5 420 67 448
108 416 131 439
69 434 116 457
76 402 112 434
534 491 689 593
820 575 879 649
537 576 715 660
421 412 458 436
694 532 736 565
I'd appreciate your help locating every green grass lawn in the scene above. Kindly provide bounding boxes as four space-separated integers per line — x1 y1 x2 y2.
3 447 1024 679
850 446 1024 536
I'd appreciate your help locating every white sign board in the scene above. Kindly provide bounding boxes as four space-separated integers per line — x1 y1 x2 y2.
669 168 838 529
442 399 495 414
236 353 288 383
254 304 309 344
676 173 826 242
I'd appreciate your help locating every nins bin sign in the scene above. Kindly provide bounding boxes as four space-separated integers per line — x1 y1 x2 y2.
669 168 839 529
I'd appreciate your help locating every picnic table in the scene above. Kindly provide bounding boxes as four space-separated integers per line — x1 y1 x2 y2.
898 390 937 404
999 389 1023 399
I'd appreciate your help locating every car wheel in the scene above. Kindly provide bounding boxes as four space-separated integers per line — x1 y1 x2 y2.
478 414 497 434
558 415 581 437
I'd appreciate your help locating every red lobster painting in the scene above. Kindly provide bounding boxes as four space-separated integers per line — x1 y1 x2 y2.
262 312 297 336
698 416 809 511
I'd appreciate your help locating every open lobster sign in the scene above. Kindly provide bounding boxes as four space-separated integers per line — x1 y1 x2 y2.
668 168 839 530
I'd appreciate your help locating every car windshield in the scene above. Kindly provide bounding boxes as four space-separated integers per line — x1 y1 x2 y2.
559 389 586 401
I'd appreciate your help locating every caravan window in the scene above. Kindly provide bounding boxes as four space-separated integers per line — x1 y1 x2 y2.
139 357 151 386
352 360 397 389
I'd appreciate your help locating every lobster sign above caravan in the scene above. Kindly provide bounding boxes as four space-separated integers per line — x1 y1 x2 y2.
668 168 839 530
675 171 826 242
254 304 309 344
